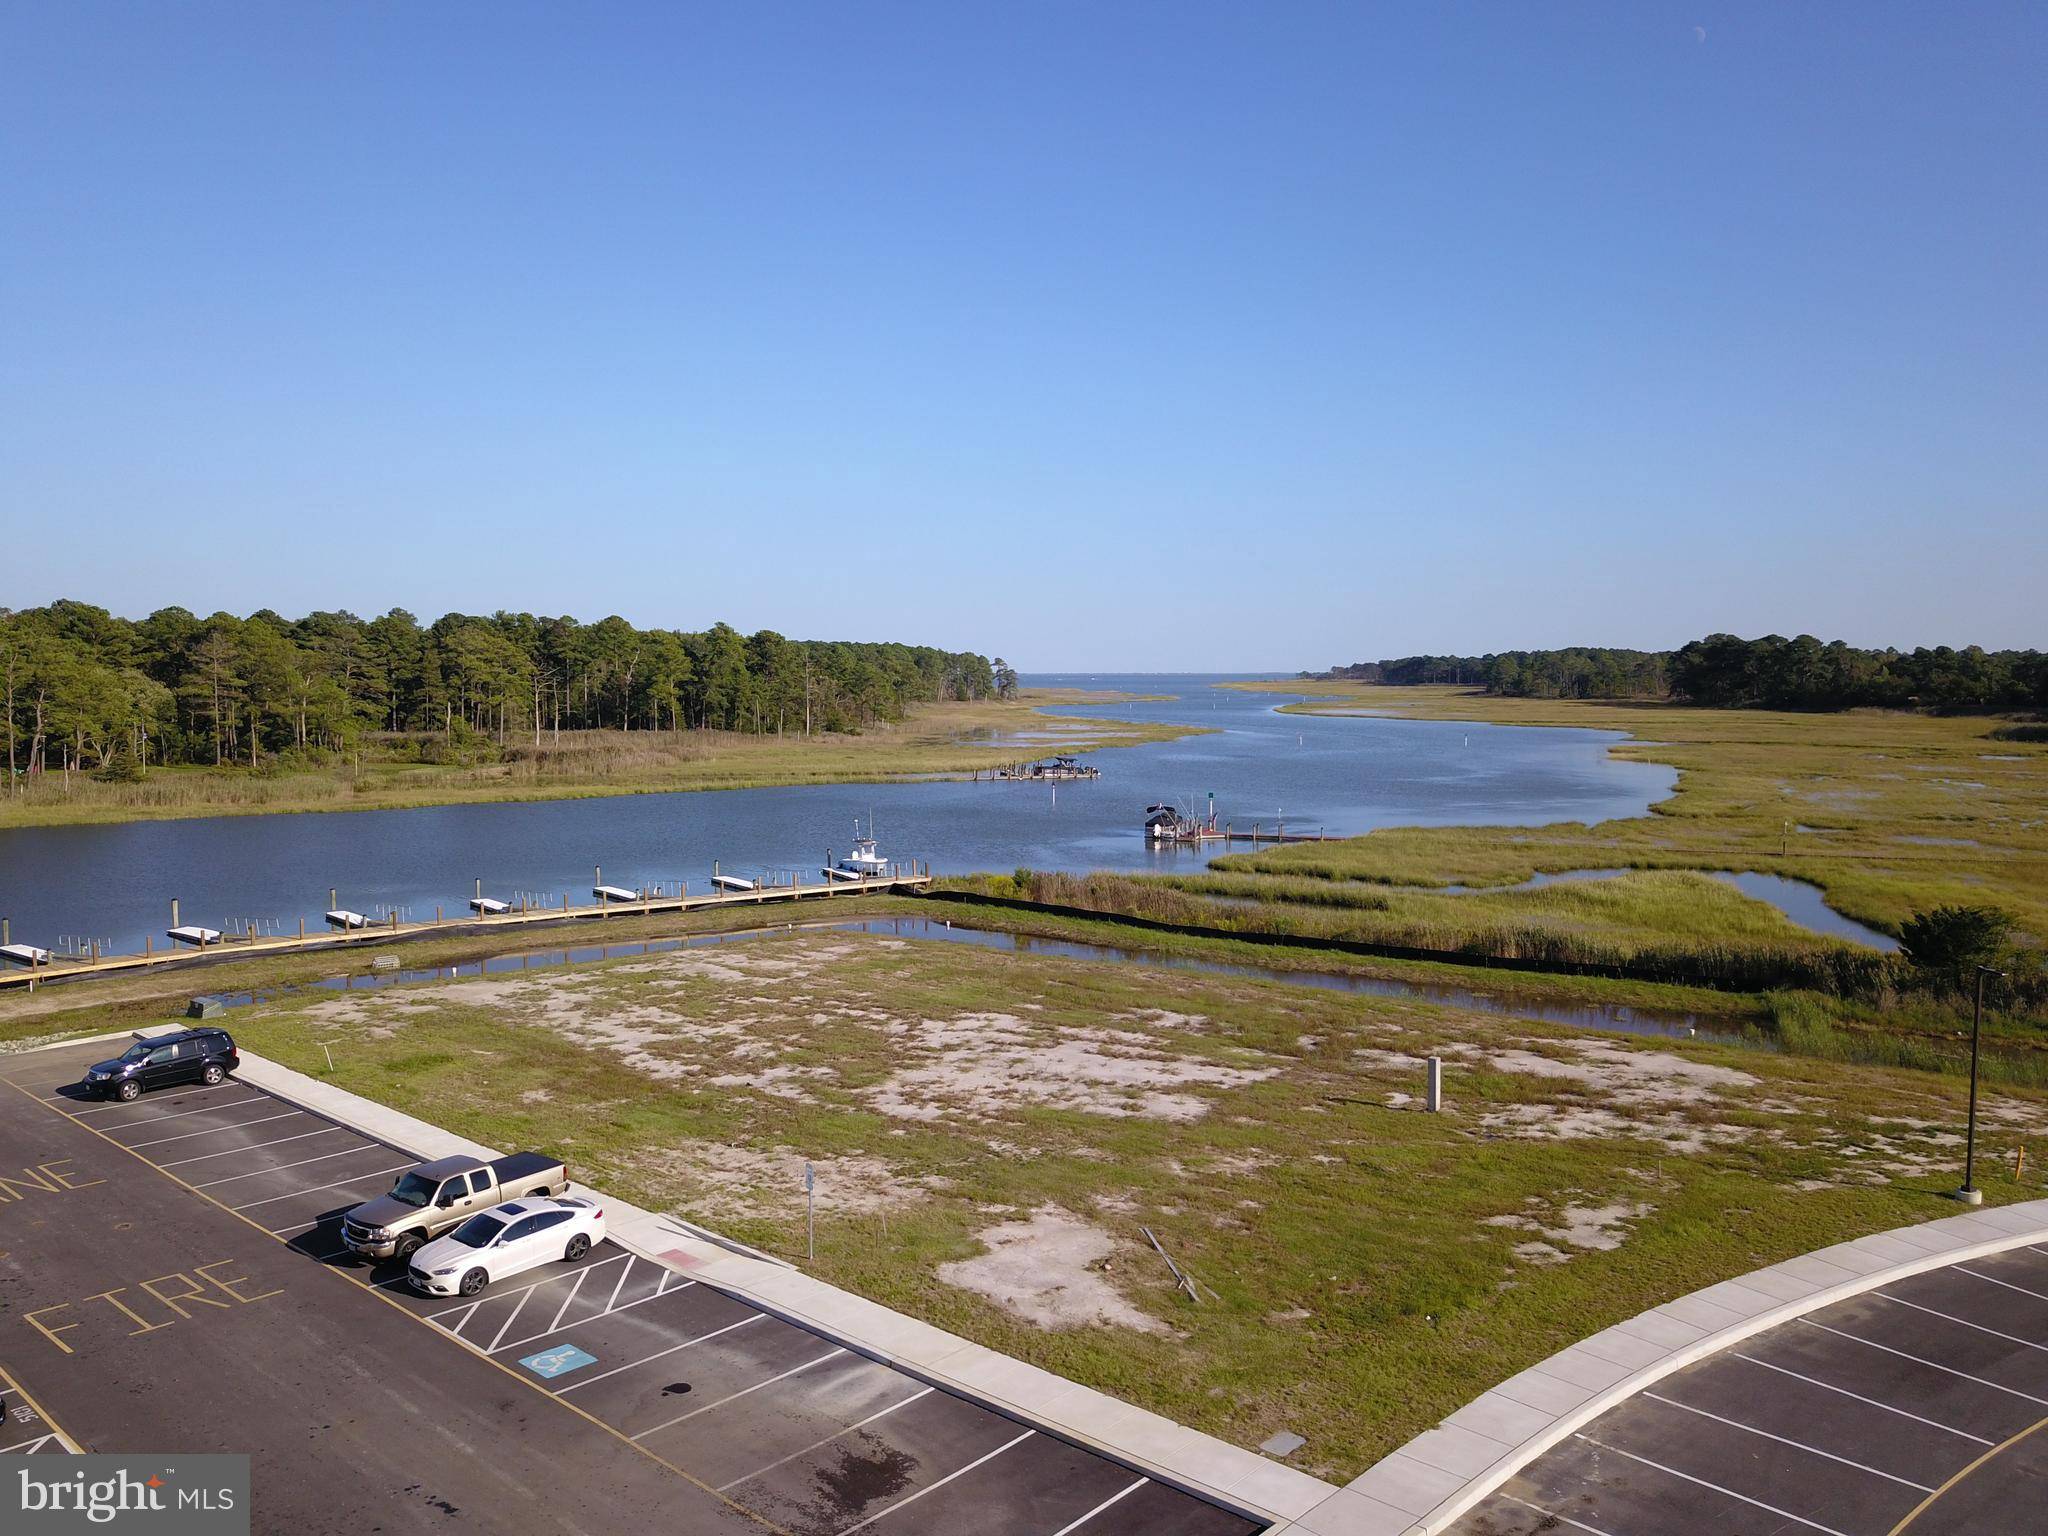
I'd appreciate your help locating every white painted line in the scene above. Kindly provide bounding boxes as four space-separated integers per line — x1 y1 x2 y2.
1639 1391 1936 1492
1574 1436 1854 1536
1875 1291 2048 1355
1498 1493 1621 1536
193 1141 384 1187
630 1348 845 1439
1952 1265 2048 1308
1048 1476 1148 1535
240 1165 412 1212
602 1255 636 1316
834 1429 1034 1534
489 1274 700 1354
715 1386 936 1491
0 1434 57 1455
1729 1354 1993 1445
557 1315 765 1394
543 1264 595 1337
486 1285 539 1352
88 1093 264 1127
437 1298 486 1337
161 1125 346 1169
1799 1319 2048 1407
68 1086 252 1115
425 1253 628 1323
126 1108 300 1149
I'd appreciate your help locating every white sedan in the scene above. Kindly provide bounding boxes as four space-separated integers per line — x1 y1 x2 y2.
408 1196 606 1297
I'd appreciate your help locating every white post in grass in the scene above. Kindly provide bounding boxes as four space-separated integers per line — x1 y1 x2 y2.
1426 1055 1443 1113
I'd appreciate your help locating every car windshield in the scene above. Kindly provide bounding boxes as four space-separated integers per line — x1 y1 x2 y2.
118 1041 157 1064
449 1214 506 1248
388 1172 439 1209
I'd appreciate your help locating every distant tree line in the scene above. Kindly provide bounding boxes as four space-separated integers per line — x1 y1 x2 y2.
1313 634 2047 712
0 599 999 780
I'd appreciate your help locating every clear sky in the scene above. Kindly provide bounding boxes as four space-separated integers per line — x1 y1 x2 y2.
3 3 2042 671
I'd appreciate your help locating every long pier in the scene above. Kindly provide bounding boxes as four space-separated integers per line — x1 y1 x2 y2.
1153 823 1327 846
0 868 932 993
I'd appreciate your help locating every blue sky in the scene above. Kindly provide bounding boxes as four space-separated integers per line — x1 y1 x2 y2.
3 3 2042 670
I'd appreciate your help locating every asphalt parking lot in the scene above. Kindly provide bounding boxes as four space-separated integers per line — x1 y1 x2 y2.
1 1039 1263 1536
1452 1241 2048 1536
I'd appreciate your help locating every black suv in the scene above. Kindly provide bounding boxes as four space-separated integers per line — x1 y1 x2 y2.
81 1029 240 1101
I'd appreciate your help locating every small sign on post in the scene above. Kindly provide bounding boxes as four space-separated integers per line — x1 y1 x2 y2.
804 1161 816 1262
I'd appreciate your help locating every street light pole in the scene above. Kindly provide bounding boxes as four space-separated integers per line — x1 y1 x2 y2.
1955 965 2005 1206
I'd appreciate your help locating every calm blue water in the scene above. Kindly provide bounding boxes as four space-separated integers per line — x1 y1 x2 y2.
0 674 1677 956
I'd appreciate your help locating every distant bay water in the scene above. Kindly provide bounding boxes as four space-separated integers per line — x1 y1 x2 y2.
0 674 1677 957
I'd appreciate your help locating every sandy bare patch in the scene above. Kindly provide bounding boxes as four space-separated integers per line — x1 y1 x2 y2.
937 1206 1166 1334
635 1143 920 1222
867 1013 1275 1123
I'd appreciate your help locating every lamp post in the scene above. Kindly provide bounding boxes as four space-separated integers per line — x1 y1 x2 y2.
1955 965 2006 1206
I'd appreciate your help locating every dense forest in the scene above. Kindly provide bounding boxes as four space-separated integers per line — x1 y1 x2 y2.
1314 635 2048 712
0 600 1009 780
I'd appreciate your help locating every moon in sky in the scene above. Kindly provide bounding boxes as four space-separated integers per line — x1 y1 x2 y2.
1694 25 1707 42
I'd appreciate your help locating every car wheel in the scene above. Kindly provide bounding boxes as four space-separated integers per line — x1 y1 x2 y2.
459 1268 489 1297
116 1080 141 1101
394 1233 424 1263
565 1233 591 1261
201 1063 225 1085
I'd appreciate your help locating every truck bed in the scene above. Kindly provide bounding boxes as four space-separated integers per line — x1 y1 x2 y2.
491 1151 564 1185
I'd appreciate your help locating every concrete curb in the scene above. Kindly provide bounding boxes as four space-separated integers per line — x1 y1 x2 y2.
224 1050 1335 1527
1276 1195 2048 1536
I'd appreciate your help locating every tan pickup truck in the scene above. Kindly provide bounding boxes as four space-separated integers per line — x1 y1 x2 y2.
341 1152 566 1263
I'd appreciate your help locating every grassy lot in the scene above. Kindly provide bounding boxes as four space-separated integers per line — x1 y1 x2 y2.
11 918 2044 1479
0 688 1189 830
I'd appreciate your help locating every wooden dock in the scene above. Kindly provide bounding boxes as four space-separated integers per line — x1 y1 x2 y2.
0 867 933 993
1153 824 1327 846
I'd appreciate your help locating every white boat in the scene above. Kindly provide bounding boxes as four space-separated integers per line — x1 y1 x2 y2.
468 897 511 915
0 943 53 967
831 816 891 880
325 909 369 930
711 874 758 893
821 865 863 882
167 925 223 947
593 884 639 903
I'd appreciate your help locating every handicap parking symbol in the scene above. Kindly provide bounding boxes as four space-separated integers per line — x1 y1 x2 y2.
520 1344 597 1380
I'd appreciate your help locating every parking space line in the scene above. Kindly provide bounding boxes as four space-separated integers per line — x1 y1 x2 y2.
630 1348 845 1439
88 1093 264 1127
558 1315 765 1394
715 1386 935 1491
193 1141 381 1188
436 1298 486 1336
1048 1477 1147 1536
0 1367 83 1454
490 1274 700 1355
835 1428 1035 1535
0 1434 58 1454
161 1125 347 1169
125 1108 301 1150
1886 1415 2048 1535
241 1164 412 1212
1952 1265 2048 1307
1574 1435 1854 1536
1799 1320 2048 1407
603 1255 636 1314
543 1265 596 1336
1497 1494 1619 1536
1640 1391 1936 1491
487 1286 540 1352
1876 1291 2048 1355
427 1252 629 1325
1730 1354 1993 1445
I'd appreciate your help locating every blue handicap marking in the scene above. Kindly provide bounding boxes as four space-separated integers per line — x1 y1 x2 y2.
520 1344 597 1380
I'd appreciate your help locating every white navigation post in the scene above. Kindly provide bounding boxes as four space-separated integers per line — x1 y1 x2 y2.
804 1161 817 1262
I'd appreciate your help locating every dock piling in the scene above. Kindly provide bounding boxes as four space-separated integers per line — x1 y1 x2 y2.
171 898 180 929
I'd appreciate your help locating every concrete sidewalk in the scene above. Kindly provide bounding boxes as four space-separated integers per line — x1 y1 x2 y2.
227 1045 1336 1529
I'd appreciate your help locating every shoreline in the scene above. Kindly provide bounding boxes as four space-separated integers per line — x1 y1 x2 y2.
0 691 1203 833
